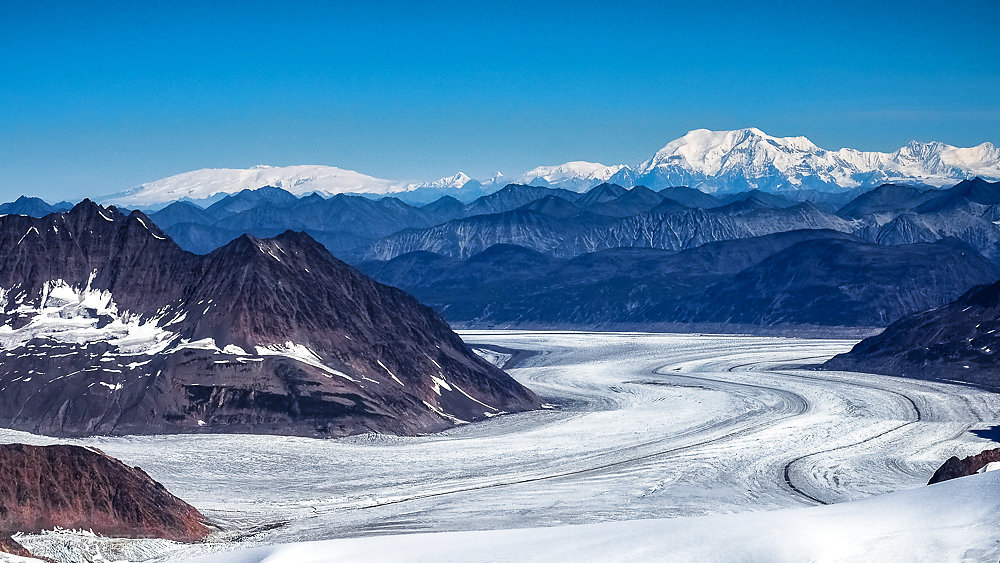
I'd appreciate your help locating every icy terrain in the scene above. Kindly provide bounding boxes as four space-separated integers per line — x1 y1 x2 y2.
5 331 1000 562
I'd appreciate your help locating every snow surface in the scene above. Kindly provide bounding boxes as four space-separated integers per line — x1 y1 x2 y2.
514 161 629 192
0 280 175 356
636 128 1000 191
5 331 999 562
183 470 1000 562
102 165 405 207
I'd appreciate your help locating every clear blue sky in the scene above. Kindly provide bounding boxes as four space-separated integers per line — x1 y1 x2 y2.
2 0 998 201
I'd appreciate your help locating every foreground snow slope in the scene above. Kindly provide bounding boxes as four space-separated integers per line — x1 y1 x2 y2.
191 470 1000 562
5 332 999 562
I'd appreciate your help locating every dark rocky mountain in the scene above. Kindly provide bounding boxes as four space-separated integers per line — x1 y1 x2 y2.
362 208 596 260
656 186 720 208
363 196 853 261
149 201 216 229
461 184 578 216
420 195 466 223
853 213 940 246
0 443 208 542
519 194 582 218
915 177 1000 214
691 238 1000 326
157 188 452 257
0 196 73 218
122 180 1000 274
0 532 33 558
927 448 1000 484
836 184 939 219
204 186 301 219
573 182 628 207
582 185 666 217
361 230 995 328
715 190 798 209
0 201 539 437
824 277 1000 387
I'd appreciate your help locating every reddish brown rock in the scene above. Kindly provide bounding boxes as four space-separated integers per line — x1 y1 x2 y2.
0 201 540 438
928 447 1000 484
0 443 209 542
0 533 33 558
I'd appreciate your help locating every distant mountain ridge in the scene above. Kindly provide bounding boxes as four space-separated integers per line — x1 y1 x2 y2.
97 128 1000 207
358 233 1000 329
8 178 1000 331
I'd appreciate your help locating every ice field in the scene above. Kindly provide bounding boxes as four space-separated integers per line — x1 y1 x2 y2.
6 331 1000 562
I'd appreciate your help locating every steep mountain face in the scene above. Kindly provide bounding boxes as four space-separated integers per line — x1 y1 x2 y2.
0 201 539 437
362 230 996 328
824 278 1000 388
363 195 853 260
362 209 596 260
420 195 466 223
0 443 208 542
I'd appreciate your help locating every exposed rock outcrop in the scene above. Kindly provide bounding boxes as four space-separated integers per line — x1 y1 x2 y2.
824 278 1000 388
928 448 1000 484
0 443 208 542
0 533 34 558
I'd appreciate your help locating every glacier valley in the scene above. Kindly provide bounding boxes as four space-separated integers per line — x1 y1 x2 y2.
6 331 1000 562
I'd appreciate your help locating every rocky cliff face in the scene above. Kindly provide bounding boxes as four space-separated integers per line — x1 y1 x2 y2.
0 201 539 437
0 443 208 542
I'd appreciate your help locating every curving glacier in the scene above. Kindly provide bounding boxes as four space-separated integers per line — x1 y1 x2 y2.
6 331 999 562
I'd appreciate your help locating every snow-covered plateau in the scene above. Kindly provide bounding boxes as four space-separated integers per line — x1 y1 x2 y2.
5 331 1000 562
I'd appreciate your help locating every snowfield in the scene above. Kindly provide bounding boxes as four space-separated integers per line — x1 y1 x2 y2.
5 331 1000 562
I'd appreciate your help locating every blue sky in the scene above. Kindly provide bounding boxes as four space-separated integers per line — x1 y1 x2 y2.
1 0 999 201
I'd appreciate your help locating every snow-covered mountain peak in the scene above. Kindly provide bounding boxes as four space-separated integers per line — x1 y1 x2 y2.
632 128 1000 193
639 128 822 177
102 129 1000 206
420 172 472 189
103 164 405 207
516 161 630 192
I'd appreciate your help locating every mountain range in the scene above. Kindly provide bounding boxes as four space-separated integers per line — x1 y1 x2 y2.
99 128 1000 207
0 201 538 437
7 177 1000 331
358 234 1000 329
